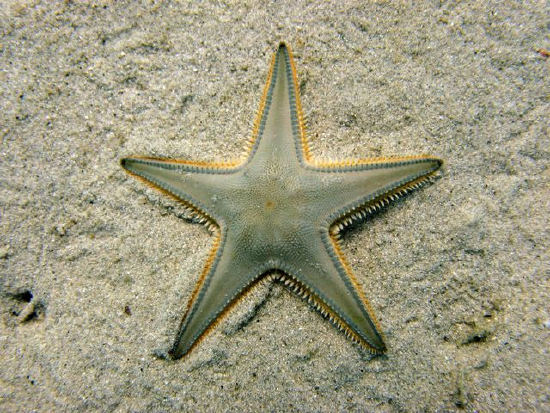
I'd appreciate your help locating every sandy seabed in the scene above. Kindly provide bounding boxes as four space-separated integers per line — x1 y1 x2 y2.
1 1 548 412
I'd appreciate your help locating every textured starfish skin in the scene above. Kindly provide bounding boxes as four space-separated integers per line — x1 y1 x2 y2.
121 43 442 359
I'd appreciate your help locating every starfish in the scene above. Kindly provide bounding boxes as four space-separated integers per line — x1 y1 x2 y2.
121 42 442 359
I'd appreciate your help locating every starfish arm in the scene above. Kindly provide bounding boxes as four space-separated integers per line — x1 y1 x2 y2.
282 231 386 353
314 156 443 225
169 230 266 359
245 42 310 168
120 156 236 222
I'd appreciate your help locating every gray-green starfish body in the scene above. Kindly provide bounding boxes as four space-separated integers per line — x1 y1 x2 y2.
121 43 442 359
